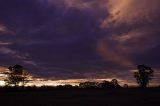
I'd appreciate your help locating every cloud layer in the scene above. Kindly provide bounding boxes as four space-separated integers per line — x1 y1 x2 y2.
0 0 160 84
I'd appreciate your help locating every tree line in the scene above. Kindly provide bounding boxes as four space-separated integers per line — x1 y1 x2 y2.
3 64 154 88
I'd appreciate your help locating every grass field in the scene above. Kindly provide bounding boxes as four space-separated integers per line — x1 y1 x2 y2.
0 88 160 106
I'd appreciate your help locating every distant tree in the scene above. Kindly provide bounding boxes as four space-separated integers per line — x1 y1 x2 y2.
134 65 154 88
4 65 30 86
79 81 98 88
111 79 121 88
63 84 73 88
123 84 129 88
98 80 121 88
56 85 63 89
98 80 115 88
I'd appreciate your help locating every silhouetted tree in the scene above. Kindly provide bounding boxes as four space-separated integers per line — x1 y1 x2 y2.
111 79 121 88
98 80 115 88
4 65 30 86
134 65 154 88
123 84 129 88
63 84 73 88
79 81 98 88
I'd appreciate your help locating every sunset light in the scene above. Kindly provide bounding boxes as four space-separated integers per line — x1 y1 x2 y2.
0 1 160 106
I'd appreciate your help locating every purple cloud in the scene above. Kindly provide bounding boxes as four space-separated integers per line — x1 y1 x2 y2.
0 0 160 85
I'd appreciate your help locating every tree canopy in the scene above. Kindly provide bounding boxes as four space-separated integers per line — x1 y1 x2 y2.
5 65 30 86
134 65 154 87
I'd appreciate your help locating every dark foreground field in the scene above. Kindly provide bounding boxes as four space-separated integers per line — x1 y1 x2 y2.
0 88 160 106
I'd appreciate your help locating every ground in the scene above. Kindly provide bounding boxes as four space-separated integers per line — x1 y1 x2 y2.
0 88 160 106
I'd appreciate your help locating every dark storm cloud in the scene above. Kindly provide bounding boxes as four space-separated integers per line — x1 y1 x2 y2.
0 0 160 84
0 0 108 77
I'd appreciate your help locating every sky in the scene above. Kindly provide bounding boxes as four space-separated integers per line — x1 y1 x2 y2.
0 0 160 85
